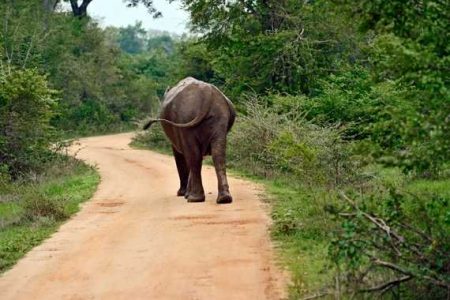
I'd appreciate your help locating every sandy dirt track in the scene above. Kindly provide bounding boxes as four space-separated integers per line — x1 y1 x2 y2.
0 133 287 300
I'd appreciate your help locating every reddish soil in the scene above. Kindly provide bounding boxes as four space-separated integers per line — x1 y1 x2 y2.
0 133 287 300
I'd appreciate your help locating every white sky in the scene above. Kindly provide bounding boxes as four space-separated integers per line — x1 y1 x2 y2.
87 0 189 34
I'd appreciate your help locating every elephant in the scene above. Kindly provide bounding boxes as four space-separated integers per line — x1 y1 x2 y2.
143 77 236 204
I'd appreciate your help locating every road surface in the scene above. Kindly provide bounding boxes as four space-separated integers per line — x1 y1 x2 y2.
0 133 287 300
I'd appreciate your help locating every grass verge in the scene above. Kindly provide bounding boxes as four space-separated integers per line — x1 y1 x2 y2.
0 157 99 273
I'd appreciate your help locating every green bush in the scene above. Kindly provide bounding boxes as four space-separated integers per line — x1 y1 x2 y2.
0 68 56 178
132 97 360 187
291 67 376 128
291 65 449 177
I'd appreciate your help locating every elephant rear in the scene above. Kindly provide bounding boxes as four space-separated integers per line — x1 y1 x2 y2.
153 77 236 204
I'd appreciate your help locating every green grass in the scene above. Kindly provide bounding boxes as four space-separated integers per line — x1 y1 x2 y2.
0 158 99 273
407 178 450 197
265 182 332 298
0 202 22 220
0 225 57 271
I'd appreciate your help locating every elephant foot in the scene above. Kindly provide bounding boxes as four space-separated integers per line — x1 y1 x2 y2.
177 188 186 197
217 192 233 204
187 194 205 203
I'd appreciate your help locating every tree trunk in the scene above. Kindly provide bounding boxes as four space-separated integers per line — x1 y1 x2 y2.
42 0 60 31
69 0 93 18
42 0 60 12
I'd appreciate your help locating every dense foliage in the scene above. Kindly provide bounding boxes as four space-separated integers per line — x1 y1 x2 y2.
329 186 450 298
1 0 449 297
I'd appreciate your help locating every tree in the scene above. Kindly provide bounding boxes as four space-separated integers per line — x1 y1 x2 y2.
57 0 163 18
117 22 147 54
68 0 93 17
42 0 59 12
175 0 361 97
349 0 450 175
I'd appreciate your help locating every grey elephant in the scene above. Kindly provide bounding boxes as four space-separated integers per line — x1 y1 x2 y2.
143 77 236 204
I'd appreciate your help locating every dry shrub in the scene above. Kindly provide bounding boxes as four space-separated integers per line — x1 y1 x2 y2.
228 98 360 187
21 189 67 222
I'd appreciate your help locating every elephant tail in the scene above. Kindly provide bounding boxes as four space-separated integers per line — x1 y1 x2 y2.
142 119 158 130
143 113 207 130
225 97 236 132
143 83 214 130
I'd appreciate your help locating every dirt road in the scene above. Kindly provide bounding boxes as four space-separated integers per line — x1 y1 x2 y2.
0 133 286 300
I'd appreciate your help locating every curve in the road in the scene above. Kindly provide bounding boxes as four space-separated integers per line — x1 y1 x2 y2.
0 133 287 300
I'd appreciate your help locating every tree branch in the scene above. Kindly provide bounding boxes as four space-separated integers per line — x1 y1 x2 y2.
339 192 405 243
360 275 412 293
22 29 37 69
69 0 93 17
69 0 79 15
371 257 450 289
79 0 93 12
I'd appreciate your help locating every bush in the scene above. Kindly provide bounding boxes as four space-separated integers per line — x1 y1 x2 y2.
228 98 360 187
328 186 450 298
134 97 361 186
0 68 56 178
21 189 67 222
294 65 450 177
0 164 11 185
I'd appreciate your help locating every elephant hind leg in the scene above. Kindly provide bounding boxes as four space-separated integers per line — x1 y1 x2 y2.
184 145 205 203
211 137 232 204
173 147 189 197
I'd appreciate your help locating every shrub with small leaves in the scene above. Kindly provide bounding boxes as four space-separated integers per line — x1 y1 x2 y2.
228 98 360 186
0 68 57 179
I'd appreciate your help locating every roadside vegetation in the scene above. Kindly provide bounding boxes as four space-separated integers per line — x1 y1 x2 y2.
1 0 448 298
133 0 449 298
